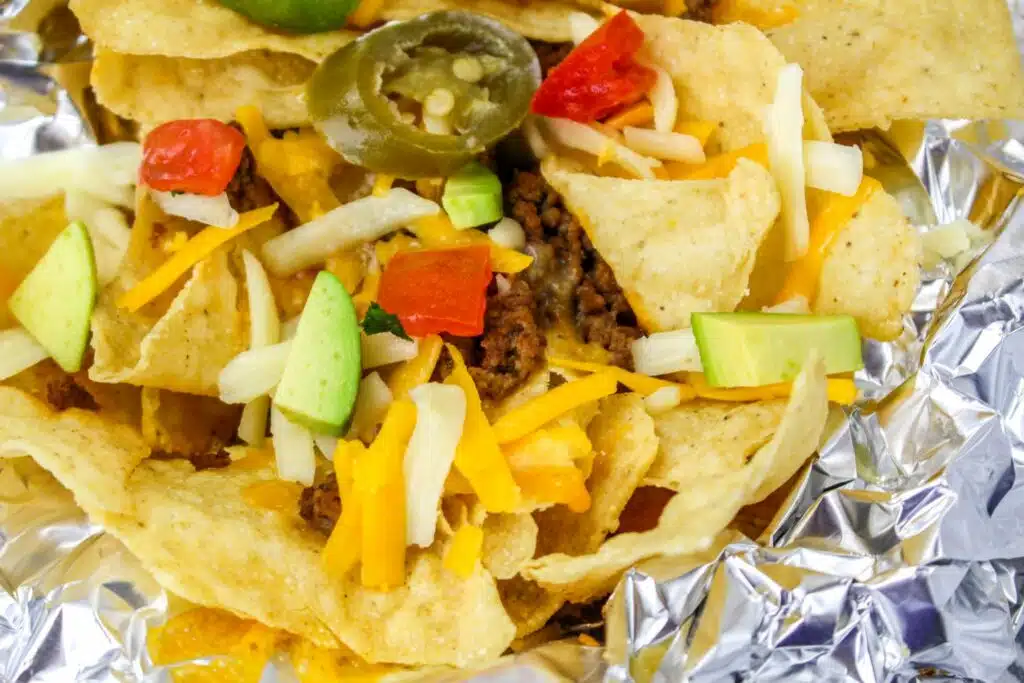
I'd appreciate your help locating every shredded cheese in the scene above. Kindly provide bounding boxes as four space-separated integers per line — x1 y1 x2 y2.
688 373 858 405
348 0 384 27
0 327 49 381
711 0 800 28
666 143 768 180
374 233 418 267
443 523 484 579
765 63 810 261
323 441 366 579
352 272 380 319
372 174 395 197
491 372 619 444
359 399 416 590
444 344 522 512
387 334 444 399
410 214 533 274
605 102 655 130
504 427 593 512
775 177 881 304
546 355 695 399
648 65 678 133
117 204 278 312
673 120 717 148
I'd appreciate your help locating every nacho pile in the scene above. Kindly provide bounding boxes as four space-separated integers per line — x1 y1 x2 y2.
1 0 1019 675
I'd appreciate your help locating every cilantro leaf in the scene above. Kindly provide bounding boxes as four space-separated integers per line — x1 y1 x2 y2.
361 302 411 341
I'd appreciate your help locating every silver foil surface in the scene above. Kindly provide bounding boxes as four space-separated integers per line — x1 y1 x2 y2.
1 2 1024 681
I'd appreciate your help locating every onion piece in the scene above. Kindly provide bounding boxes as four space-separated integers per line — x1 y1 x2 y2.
648 65 678 133
489 217 526 251
0 142 141 203
544 118 660 179
0 327 49 381
238 397 271 446
237 250 281 446
270 407 316 485
346 372 394 443
150 190 239 228
218 340 294 404
314 434 339 461
763 295 810 314
765 63 810 261
622 127 705 164
569 12 599 44
632 329 703 376
405 383 467 547
63 191 131 286
803 141 863 196
261 189 440 276
643 385 682 415
361 332 419 369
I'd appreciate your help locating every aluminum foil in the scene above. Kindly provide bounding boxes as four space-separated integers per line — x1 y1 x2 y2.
2 2 1024 682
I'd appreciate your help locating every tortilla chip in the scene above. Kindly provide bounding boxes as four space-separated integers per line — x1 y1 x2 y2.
544 159 780 331
379 0 580 43
92 49 314 128
637 16 830 153
520 355 827 603
814 188 920 341
535 394 658 557
0 387 515 667
482 513 538 580
140 388 241 456
767 0 1024 132
497 576 565 638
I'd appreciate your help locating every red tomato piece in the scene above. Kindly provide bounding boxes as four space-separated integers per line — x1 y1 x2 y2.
377 245 492 337
530 11 657 122
141 119 246 196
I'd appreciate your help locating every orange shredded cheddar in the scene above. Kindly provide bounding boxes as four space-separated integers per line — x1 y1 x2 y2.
371 174 395 197
663 0 687 16
387 334 443 399
578 634 601 648
665 143 768 180
411 215 533 274
491 372 619 444
325 250 366 294
347 0 384 28
547 355 697 399
235 105 271 146
118 204 278 312
688 373 858 405
352 272 380 318
673 120 717 147
775 177 881 305
241 480 304 514
711 0 800 29
444 344 522 512
358 401 415 590
374 233 418 266
443 524 484 579
512 465 591 513
323 441 367 579
605 101 655 129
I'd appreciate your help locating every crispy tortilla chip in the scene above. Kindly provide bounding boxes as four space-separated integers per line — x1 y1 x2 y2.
814 189 920 341
92 49 314 128
521 356 827 603
497 576 565 639
637 16 830 152
379 0 580 43
0 196 68 329
535 394 658 557
544 159 780 331
140 388 241 456
767 0 1024 132
482 513 538 580
0 387 515 666
3 359 142 428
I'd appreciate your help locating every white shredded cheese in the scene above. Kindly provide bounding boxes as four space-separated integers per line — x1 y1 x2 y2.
803 140 863 196
544 118 661 179
632 329 703 376
150 190 239 228
0 327 49 381
644 385 683 415
765 63 810 261
270 407 316 486
569 11 600 44
763 295 810 314
237 250 281 446
489 217 526 251
648 65 678 133
346 372 394 443
218 340 294 404
314 434 339 461
361 332 419 369
622 127 705 164
523 115 550 160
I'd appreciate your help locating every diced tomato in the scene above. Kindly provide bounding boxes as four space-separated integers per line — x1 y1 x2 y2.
530 11 657 123
377 245 492 337
141 119 246 196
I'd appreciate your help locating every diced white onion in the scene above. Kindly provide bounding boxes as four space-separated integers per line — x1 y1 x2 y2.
523 115 550 161
238 396 271 446
632 329 703 376
0 142 141 204
543 118 660 179
314 434 339 461
765 63 810 261
63 192 131 287
644 385 683 415
763 295 810 314
803 140 863 196
150 190 239 228
242 250 280 349
622 127 705 164
261 189 440 276
922 218 976 269
648 65 678 133
89 205 132 252
0 327 49 381
569 11 600 44
404 383 466 547
489 217 526 251
346 372 394 443
218 340 294 404
361 332 419 369
270 407 316 486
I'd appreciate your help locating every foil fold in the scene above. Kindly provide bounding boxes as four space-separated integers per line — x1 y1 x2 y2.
2 1 1024 681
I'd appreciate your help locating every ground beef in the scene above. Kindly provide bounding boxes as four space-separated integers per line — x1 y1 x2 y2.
531 42 573 77
225 146 278 214
299 473 341 535
468 277 546 400
151 449 232 472
45 376 98 412
685 0 718 22
507 171 643 368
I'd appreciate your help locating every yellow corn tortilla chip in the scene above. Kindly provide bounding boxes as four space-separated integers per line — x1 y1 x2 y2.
378 0 581 43
766 0 1024 132
2 359 142 428
535 394 659 557
544 158 781 331
0 196 68 329
520 355 827 603
140 388 241 456
92 49 315 128
0 387 515 667
637 16 830 152
814 188 920 341
497 576 565 639
482 513 538 580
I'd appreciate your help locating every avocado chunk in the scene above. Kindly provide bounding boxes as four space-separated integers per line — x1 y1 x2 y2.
691 312 862 387
8 221 97 372
274 271 361 435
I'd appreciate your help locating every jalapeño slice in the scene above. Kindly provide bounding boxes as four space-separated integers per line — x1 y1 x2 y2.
307 11 541 178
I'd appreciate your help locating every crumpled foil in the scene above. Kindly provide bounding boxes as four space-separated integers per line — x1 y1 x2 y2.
2 2 1024 682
